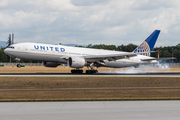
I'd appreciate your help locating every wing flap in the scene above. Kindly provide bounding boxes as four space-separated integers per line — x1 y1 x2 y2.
85 52 152 61
85 53 137 61
141 57 176 61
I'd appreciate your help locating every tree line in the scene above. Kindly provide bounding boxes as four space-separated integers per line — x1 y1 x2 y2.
0 43 180 62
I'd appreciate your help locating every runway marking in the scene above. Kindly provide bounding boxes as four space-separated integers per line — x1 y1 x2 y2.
1 75 180 77
1 111 180 119
1 105 180 110
0 72 180 77
0 86 180 91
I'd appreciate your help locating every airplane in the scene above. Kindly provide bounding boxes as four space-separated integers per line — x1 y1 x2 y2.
4 30 162 74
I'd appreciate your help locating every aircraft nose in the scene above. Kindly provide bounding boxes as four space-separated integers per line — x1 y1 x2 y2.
4 48 9 54
4 48 7 53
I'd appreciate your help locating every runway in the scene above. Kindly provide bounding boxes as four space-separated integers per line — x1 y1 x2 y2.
0 72 180 77
0 101 180 120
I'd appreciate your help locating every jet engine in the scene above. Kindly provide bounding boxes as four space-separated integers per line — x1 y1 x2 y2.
68 57 85 68
42 62 59 67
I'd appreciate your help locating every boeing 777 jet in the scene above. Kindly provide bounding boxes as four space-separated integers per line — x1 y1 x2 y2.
4 30 161 74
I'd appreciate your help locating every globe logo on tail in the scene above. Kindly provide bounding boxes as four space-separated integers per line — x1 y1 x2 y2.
133 41 150 56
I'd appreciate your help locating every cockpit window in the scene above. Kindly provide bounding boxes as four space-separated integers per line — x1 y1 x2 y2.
8 46 14 49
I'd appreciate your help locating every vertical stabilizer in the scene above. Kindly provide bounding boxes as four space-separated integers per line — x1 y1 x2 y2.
133 30 160 56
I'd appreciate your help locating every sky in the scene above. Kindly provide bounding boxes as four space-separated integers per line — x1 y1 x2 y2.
0 0 180 47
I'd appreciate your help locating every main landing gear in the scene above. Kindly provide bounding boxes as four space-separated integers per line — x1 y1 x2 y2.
86 62 98 74
85 62 98 74
86 70 98 74
71 62 99 74
71 69 83 74
71 69 98 74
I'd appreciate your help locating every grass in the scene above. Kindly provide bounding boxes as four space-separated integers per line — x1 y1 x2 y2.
1 77 180 89
0 77 180 101
1 88 180 98
1 98 180 102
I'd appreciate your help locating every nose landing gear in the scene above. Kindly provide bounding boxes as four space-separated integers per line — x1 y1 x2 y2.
15 58 21 68
17 63 21 68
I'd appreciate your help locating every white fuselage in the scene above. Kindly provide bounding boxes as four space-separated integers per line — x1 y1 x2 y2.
4 42 158 68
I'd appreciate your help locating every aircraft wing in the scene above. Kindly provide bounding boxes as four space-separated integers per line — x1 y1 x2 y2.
85 52 143 61
141 57 176 61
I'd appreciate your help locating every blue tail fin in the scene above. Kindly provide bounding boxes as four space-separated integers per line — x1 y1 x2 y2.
133 30 160 56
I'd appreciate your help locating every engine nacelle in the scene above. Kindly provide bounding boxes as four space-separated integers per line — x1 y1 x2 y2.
42 62 59 67
68 57 85 68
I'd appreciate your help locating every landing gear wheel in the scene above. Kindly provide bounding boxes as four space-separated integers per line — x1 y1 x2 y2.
17 64 21 68
86 70 98 74
86 70 90 74
71 70 83 74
